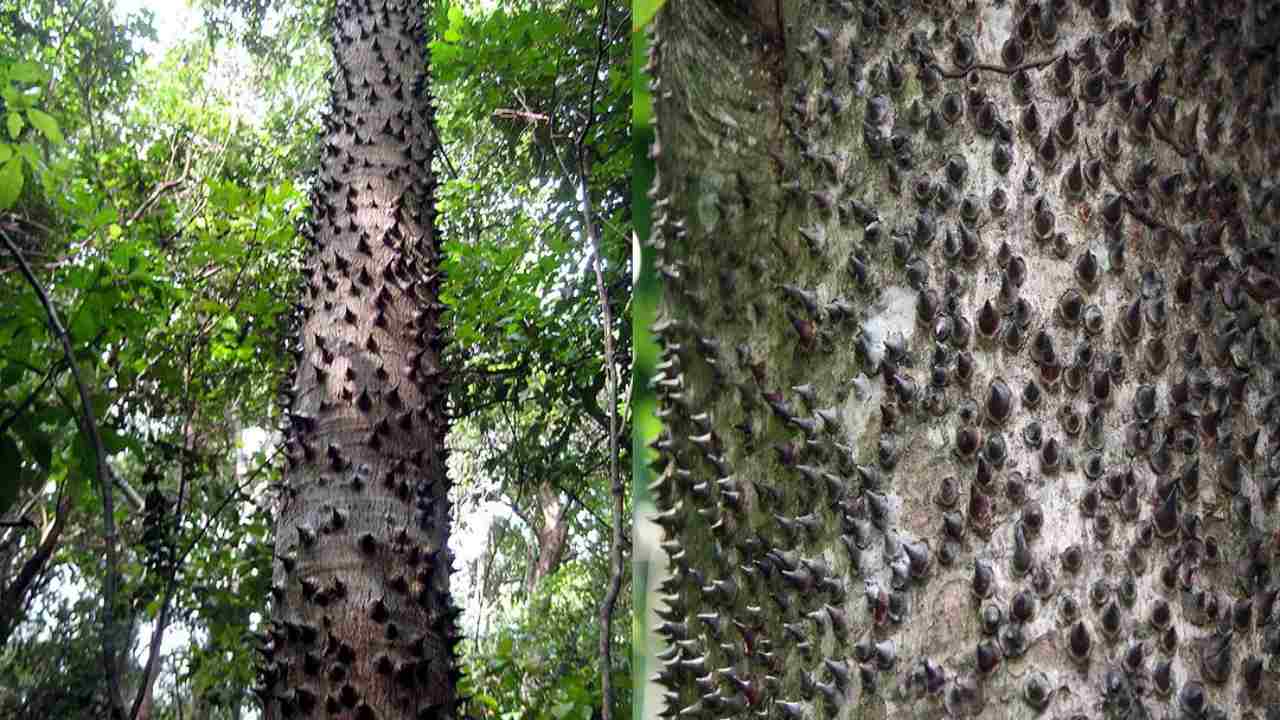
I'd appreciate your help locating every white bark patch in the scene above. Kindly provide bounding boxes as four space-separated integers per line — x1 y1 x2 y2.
859 285 919 370
841 284 918 451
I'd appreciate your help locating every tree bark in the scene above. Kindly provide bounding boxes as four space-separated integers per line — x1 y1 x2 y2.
0 492 71 648
529 481 570 593
646 1 1280 719
261 1 459 718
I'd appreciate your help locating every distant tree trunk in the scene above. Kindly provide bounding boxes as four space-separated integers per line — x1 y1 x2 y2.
528 481 570 593
0 493 70 648
259 0 459 717
647 2 1279 719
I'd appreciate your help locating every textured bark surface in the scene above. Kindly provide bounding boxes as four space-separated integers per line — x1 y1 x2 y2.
260 1 459 718
646 1 1280 719
530 481 570 592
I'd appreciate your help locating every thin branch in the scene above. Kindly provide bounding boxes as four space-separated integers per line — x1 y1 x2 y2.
430 121 459 179
492 108 549 124
571 4 624 717
130 426 196 720
176 444 282 570
0 227 126 719
560 483 612 531
0 357 67 435
931 53 1060 79
577 0 610 151
0 492 72 648
129 443 281 720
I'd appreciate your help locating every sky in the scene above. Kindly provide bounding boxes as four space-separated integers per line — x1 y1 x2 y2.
115 0 197 53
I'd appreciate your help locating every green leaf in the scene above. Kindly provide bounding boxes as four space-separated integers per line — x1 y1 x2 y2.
15 142 39 168
0 434 20 515
26 108 62 144
444 4 464 42
6 112 22 140
0 158 23 209
634 0 667 29
13 421 54 470
550 702 576 720
0 363 24 387
70 308 98 345
8 61 44 84
0 143 11 163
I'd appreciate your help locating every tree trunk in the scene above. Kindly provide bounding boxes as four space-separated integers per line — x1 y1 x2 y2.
646 1 1280 719
529 481 570 594
260 0 459 718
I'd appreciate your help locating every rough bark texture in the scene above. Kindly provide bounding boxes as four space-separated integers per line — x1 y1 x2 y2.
646 1 1280 719
259 1 460 718
530 481 570 592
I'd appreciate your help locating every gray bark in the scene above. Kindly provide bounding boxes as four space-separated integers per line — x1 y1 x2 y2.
646 1 1280 719
260 1 459 718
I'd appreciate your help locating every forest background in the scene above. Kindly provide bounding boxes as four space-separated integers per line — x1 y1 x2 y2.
0 0 631 718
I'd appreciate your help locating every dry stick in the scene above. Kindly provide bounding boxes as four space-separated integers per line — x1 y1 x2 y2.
0 228 126 719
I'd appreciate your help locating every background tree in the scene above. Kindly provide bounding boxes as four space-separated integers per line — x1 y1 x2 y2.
259 0 458 717
639 1 1280 719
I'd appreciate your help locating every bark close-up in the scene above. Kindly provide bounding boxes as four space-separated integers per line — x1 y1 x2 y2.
646 1 1279 718
260 0 459 717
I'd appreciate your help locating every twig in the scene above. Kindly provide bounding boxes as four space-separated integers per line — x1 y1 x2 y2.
0 357 67 435
430 122 459 179
0 227 125 719
130 443 281 720
492 108 550 123
176 444 282 570
931 53 1060 79
130 425 194 720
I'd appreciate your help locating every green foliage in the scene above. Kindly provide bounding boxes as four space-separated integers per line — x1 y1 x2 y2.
0 572 127 719
432 3 633 718
629 9 661 720
463 565 631 720
1 2 292 715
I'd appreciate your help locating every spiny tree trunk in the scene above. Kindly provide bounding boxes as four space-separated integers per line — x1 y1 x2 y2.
646 1 1280 719
259 0 460 718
